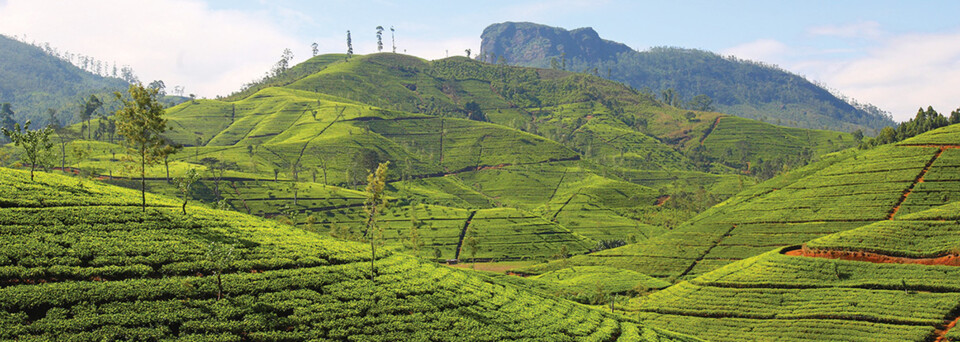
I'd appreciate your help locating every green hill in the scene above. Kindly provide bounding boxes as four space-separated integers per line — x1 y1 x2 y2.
0 34 130 127
633 200 960 341
0 167 698 341
5 52 856 286
479 22 895 133
515 123 960 281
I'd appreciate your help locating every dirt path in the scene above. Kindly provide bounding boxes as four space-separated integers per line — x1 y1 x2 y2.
887 147 943 220
454 211 478 260
676 224 737 279
698 116 722 146
294 107 346 168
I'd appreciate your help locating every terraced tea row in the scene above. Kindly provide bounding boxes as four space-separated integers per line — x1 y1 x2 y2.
519 126 960 280
0 168 694 341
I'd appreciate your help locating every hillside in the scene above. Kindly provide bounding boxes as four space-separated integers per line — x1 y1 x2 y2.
38 53 855 265
479 22 896 133
0 167 698 341
634 201 960 341
515 123 960 283
0 34 129 127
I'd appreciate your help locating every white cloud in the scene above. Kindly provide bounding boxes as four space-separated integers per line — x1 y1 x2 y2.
0 0 301 98
721 39 789 63
794 31 960 121
808 21 883 39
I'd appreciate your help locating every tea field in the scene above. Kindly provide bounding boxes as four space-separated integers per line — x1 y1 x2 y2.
0 167 699 341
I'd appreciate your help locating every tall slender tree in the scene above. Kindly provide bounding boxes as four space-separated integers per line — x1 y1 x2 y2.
83 95 103 140
376 26 384 52
390 26 396 53
363 161 390 282
346 30 353 59
311 42 319 57
0 103 17 143
115 83 168 212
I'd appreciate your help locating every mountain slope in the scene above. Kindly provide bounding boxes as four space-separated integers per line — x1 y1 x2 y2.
479 22 895 133
635 201 960 341
31 53 853 269
0 34 129 126
516 123 960 280
0 167 697 341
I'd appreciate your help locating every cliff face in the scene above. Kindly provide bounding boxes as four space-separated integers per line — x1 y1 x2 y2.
479 22 632 67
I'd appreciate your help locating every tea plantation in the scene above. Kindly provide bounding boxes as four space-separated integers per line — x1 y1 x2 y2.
633 198 960 341
22 53 854 268
520 124 960 281
0 168 700 341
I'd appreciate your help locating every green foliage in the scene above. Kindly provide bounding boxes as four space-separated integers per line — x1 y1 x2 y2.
364 161 390 280
175 168 201 214
0 167 694 342
481 22 895 133
1 120 53 181
861 106 951 147
0 34 129 127
115 83 170 211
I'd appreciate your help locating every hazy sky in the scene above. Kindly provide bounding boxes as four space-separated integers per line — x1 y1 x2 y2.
1 0 958 121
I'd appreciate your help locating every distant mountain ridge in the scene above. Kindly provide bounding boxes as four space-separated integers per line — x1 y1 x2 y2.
479 22 896 133
479 23 631 66
0 34 129 126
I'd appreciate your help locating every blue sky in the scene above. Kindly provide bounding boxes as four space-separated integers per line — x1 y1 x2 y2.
1 0 958 121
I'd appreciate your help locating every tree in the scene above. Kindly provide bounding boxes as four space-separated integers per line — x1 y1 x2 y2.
311 42 319 57
346 30 353 59
950 108 960 125
45 109 60 130
687 94 713 111
1 120 53 181
376 26 384 52
272 48 294 77
158 143 182 183
407 209 424 257
115 83 169 212
0 103 16 141
465 49 471 58
194 135 203 161
175 168 201 215
147 80 166 96
684 112 696 122
53 127 75 172
205 242 235 301
363 161 390 282
390 26 396 53
464 234 479 267
464 101 487 122
852 129 864 143
72 145 88 176
80 95 103 140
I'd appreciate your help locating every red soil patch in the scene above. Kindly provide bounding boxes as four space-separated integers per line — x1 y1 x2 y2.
934 315 960 342
785 245 960 266
654 195 671 207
